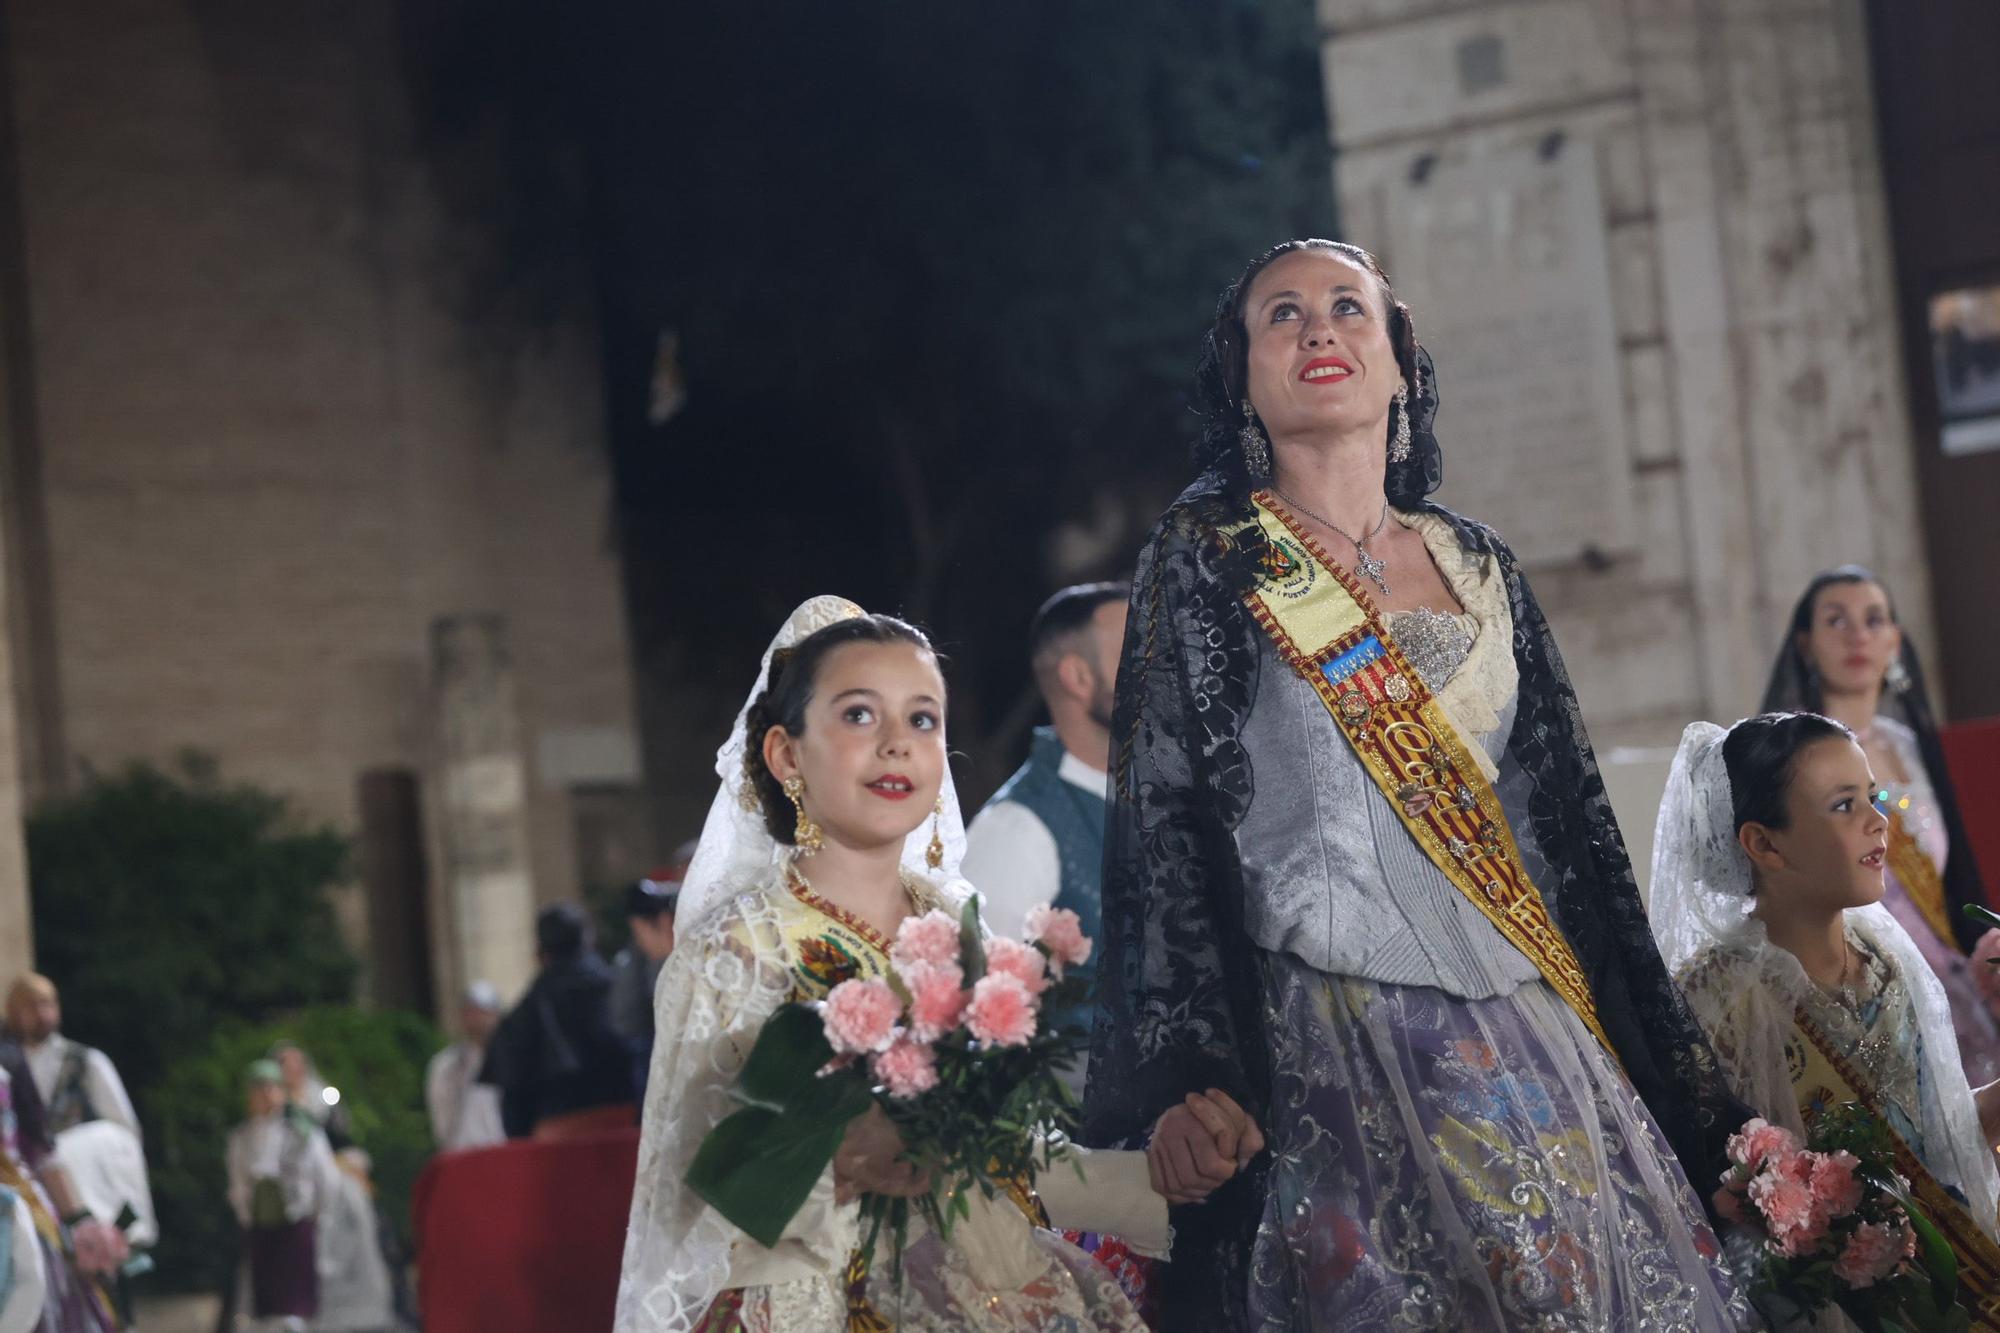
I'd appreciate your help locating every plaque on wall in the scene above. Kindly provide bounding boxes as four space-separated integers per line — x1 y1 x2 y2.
1379 144 1636 565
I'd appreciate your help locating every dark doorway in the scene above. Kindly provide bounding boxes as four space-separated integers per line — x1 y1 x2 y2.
358 767 436 1016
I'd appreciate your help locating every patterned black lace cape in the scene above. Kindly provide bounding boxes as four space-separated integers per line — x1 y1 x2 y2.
1081 469 1749 1329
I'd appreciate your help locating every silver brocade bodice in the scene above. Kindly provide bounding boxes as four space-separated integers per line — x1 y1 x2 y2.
1233 607 1545 998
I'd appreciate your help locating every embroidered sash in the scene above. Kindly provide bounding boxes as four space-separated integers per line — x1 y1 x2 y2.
1886 812 1956 951
1227 493 1610 1053
1793 1006 2000 1328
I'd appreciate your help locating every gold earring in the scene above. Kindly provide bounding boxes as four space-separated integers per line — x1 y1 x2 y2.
782 775 822 855
925 796 946 871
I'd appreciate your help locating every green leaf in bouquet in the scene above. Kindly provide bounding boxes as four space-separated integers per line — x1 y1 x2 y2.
686 1104 851 1248
958 896 986 981
1903 1202 1960 1314
684 1001 876 1248
735 1004 841 1110
1965 901 2000 942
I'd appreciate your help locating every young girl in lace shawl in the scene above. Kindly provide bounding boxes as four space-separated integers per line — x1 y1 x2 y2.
1651 712 2000 1325
615 598 1258 1333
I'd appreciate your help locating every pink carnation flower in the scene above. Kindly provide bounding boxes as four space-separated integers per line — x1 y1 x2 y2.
821 978 902 1055
1726 1118 1800 1171
870 1037 940 1099
1807 1150 1864 1224
984 937 1049 996
905 963 968 1042
1748 1161 1822 1256
965 972 1038 1047
1026 905 1092 973
1833 1219 1912 1289
892 909 963 974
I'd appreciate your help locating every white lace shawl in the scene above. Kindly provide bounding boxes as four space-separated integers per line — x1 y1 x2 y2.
1650 722 2000 1240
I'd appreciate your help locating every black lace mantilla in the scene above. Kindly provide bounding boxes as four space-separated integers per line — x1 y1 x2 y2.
1082 468 1749 1330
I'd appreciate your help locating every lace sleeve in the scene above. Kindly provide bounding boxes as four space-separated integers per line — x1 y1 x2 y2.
614 886 825 1332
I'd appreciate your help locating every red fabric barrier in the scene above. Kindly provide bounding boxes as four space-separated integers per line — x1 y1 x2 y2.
413 1128 639 1333
1941 717 2000 905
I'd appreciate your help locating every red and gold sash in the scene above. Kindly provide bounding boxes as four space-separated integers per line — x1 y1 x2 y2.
1793 1006 2000 1328
1225 493 1610 1053
1886 812 1957 951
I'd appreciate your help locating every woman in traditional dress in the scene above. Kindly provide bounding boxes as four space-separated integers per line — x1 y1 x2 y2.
1762 567 2000 1084
1651 711 2000 1326
1083 239 1752 1330
615 597 1253 1333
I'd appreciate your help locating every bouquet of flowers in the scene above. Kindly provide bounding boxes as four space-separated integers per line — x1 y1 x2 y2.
685 898 1094 1263
1716 1103 1966 1331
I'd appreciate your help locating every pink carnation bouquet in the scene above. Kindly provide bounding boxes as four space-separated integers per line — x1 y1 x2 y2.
1715 1103 1966 1329
686 898 1096 1267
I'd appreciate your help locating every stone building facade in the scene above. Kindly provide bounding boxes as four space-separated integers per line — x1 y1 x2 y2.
0 1 643 1012
1314 0 1947 879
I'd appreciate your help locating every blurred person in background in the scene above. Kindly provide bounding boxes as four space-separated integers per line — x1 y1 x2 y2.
1763 565 2000 1083
0 1038 123 1332
3 977 139 1140
227 1060 338 1333
268 1043 348 1150
309 1148 399 1333
479 904 633 1139
423 983 505 1153
606 879 677 1094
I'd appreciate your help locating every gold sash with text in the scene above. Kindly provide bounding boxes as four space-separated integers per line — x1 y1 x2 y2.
1227 493 1610 1053
1793 1007 2000 1328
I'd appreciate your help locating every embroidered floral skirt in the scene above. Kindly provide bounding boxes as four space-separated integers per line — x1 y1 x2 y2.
1248 956 1753 1331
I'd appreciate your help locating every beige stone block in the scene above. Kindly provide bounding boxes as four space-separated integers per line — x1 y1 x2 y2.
1622 344 1677 468
1598 118 1652 221
1324 0 1632 149
1607 222 1663 343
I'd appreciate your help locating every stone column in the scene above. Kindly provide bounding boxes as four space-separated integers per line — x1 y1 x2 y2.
429 614 538 1011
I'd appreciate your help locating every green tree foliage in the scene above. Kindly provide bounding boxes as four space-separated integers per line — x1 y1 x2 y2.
145 1006 439 1296
26 756 359 1099
407 0 1333 808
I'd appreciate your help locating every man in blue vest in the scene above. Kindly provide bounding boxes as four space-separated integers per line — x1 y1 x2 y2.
963 581 1128 1094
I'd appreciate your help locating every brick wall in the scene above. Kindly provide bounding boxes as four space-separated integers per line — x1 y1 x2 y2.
4 0 639 1001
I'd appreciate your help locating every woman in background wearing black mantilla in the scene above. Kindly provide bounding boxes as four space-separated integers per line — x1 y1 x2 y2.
1083 240 1754 1330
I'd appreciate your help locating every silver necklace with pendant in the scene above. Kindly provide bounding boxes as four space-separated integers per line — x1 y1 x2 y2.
1276 489 1392 596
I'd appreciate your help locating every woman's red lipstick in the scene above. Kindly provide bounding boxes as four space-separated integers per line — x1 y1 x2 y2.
1299 356 1353 383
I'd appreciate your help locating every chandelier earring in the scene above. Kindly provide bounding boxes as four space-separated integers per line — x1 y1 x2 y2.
781 775 823 856
1238 399 1272 479
1388 382 1413 464
1884 657 1912 697
925 795 946 871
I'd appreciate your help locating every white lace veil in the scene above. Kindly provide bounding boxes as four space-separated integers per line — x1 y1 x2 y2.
675 594 970 931
1649 720 1999 1239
